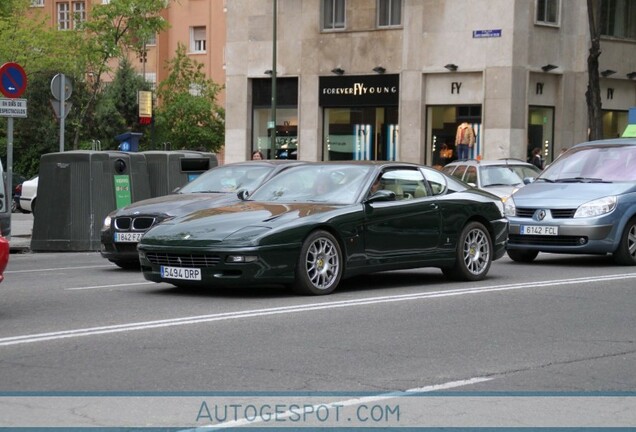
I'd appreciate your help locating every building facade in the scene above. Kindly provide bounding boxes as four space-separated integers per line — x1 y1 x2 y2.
224 0 636 165
27 0 227 111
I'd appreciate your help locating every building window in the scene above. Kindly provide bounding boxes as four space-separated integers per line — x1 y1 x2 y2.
190 26 207 53
102 0 110 4
146 33 157 46
322 0 345 30
30 0 45 7
601 0 636 40
57 3 70 30
378 0 402 27
73 1 86 28
536 0 560 25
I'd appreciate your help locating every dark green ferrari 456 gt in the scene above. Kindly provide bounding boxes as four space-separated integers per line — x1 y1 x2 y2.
138 161 508 295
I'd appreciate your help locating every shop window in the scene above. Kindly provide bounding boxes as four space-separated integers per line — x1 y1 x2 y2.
190 26 207 53
252 78 299 160
536 0 560 26
427 105 482 167
378 0 402 27
322 0 345 30
601 0 636 40
602 110 628 139
323 107 399 161
528 106 554 165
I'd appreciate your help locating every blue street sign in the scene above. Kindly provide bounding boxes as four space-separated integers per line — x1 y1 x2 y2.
0 62 27 98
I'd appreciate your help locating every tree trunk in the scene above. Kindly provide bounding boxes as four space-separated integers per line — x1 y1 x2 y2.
586 0 603 141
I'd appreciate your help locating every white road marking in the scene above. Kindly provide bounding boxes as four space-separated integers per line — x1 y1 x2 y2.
1 273 634 347
66 282 156 291
5 265 114 274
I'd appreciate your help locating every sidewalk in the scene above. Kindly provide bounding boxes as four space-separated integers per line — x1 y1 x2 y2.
9 212 33 253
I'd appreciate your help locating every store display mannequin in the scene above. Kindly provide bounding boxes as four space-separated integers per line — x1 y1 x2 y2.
455 122 476 160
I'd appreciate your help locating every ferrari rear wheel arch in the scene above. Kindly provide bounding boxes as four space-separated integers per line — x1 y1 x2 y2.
613 216 636 265
442 221 493 281
292 229 343 295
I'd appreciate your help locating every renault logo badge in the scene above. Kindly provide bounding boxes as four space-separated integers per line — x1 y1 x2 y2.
537 210 547 221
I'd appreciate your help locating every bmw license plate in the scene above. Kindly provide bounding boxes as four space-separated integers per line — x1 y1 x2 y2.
161 266 202 281
520 225 558 236
114 232 144 243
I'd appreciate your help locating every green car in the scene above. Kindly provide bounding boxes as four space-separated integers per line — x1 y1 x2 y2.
138 161 508 295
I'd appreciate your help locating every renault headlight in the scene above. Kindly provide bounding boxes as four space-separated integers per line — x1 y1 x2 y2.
574 196 617 218
502 196 516 217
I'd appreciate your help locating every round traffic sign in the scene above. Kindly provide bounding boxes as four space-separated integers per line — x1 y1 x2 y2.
51 73 72 101
0 62 27 98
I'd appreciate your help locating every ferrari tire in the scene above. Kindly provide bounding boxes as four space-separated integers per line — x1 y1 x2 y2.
613 217 636 265
111 259 140 270
442 221 492 281
507 249 539 263
292 230 343 295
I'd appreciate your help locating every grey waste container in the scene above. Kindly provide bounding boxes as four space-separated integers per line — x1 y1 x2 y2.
31 151 151 251
142 151 218 198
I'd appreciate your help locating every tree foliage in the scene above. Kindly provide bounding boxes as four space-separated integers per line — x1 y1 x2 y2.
71 0 169 148
155 43 225 152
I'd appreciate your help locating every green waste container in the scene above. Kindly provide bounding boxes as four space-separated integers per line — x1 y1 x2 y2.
142 150 218 197
31 151 151 251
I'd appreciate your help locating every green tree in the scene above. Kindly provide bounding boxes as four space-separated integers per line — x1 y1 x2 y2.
93 58 151 147
155 43 225 152
73 0 169 149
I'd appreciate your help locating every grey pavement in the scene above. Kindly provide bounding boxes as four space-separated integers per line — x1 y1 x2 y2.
9 212 33 253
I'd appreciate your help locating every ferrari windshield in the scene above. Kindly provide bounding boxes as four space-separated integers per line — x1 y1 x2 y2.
540 145 636 183
179 164 273 193
250 164 373 204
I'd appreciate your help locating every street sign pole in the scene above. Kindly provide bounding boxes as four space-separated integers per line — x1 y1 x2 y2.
6 117 13 220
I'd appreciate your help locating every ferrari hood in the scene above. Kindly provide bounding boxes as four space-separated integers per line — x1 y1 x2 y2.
141 201 341 245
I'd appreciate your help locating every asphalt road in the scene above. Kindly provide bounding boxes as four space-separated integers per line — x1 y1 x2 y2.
2 249 635 397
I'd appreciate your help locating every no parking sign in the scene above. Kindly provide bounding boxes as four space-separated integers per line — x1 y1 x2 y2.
0 62 27 98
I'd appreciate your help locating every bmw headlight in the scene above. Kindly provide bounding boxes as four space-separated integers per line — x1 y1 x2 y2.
574 196 617 218
102 215 112 231
224 226 271 243
502 196 516 217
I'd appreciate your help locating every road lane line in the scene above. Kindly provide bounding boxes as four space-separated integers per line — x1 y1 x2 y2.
6 265 114 274
66 282 157 291
1 273 635 347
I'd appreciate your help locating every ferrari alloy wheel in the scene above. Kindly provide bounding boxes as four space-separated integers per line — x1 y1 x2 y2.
293 230 343 295
442 221 492 281
613 218 636 265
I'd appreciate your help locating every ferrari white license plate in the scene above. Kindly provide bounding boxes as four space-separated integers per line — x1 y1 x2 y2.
160 266 202 281
114 232 144 243
520 225 558 236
